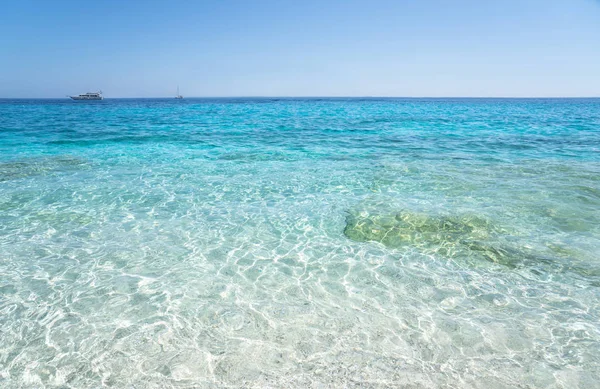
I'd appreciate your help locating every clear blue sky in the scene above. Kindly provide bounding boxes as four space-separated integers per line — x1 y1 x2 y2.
1 0 599 97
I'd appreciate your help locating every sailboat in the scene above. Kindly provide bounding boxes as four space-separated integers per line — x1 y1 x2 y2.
175 86 183 99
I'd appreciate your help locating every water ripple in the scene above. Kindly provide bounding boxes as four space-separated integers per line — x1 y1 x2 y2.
1 98 599 388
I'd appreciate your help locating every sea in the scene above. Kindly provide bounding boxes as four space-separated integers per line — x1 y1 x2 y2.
1 98 599 388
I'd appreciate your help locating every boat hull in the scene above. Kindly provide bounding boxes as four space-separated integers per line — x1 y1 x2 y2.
70 96 103 100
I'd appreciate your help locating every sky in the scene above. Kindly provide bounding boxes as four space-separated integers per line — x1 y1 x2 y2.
0 0 599 98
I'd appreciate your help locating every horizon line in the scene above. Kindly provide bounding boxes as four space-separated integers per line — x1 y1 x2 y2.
1 96 599 99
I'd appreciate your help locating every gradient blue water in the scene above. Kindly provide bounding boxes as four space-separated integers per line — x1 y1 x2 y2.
1 98 599 388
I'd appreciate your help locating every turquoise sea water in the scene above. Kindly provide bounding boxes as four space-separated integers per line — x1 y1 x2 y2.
1 98 599 388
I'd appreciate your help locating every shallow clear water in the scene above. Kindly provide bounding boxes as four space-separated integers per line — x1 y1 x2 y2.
1 98 599 388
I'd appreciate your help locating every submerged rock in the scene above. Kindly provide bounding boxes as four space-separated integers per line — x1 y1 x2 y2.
343 208 600 283
344 210 492 247
343 209 518 266
0 156 87 182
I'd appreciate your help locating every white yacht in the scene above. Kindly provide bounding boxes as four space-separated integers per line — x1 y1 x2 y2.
69 91 103 100
175 86 183 99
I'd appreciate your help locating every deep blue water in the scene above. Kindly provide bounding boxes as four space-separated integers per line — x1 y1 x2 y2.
1 98 600 388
